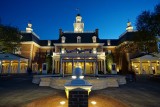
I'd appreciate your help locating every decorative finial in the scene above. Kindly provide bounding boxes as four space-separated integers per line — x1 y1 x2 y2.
26 21 33 33
126 19 133 32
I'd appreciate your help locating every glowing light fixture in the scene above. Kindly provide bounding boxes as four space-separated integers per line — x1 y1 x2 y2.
61 49 65 54
80 76 84 79
72 76 76 79
60 101 65 105
91 101 97 105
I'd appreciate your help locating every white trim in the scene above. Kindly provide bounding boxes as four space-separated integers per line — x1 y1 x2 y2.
119 30 137 38
103 46 116 48
21 41 54 48
21 41 40 47
40 46 54 48
21 31 40 39
54 43 104 46
29 43 33 67
63 31 94 33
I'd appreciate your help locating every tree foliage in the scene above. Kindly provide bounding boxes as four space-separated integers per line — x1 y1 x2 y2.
45 55 52 73
136 4 160 36
135 4 160 53
0 24 21 53
106 53 114 73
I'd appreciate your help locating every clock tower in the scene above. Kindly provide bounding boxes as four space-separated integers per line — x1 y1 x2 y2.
73 14 84 33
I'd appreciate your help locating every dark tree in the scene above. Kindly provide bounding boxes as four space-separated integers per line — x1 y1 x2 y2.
45 55 52 73
153 4 160 36
106 53 114 73
0 24 21 53
135 4 160 53
136 4 160 37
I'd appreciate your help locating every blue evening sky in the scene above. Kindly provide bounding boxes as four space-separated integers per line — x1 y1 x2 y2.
0 0 159 40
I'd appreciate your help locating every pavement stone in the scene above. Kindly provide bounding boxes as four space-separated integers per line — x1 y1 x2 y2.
0 75 160 107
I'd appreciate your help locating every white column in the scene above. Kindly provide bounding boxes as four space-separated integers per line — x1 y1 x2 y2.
103 59 106 74
97 61 99 71
55 60 57 73
62 62 64 77
0 60 2 74
29 43 33 68
101 60 103 72
96 57 98 76
60 58 63 76
57 61 59 74
93 62 95 75
140 60 142 74
8 61 11 74
84 58 86 75
72 58 74 74
17 60 21 73
52 58 54 74
150 61 152 74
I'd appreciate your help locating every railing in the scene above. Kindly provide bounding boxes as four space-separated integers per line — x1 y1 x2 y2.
53 52 105 57
63 31 95 33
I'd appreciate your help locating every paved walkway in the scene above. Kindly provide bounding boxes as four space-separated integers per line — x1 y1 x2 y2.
0 75 160 107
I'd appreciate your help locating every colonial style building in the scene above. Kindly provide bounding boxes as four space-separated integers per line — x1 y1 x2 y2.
0 14 160 75
20 14 119 75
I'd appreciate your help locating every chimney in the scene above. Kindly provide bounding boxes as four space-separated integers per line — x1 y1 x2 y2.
95 29 99 35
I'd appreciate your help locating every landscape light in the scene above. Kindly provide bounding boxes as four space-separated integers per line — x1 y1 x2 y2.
80 76 84 79
60 101 65 105
72 76 76 79
91 101 97 105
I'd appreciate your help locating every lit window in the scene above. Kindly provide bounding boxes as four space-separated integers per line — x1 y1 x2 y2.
92 36 97 43
77 36 81 43
48 40 51 46
77 48 81 50
61 48 65 54
107 40 111 45
61 36 66 43
14 47 21 54
93 48 97 54
108 50 111 54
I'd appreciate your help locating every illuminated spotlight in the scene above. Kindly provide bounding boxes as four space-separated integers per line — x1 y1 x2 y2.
60 101 65 105
91 101 97 105
72 76 76 79
80 76 84 79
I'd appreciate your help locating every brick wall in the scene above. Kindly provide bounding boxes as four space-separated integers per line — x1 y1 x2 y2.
21 44 31 59
69 88 88 107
